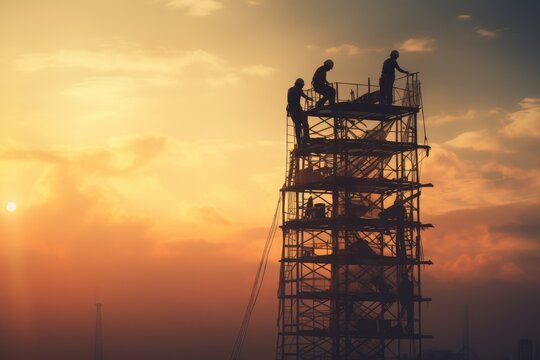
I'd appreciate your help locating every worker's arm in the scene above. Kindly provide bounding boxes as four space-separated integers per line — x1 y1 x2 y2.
395 62 409 74
301 90 313 102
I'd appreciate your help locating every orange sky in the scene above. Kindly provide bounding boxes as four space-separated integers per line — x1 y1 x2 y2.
1 0 539 359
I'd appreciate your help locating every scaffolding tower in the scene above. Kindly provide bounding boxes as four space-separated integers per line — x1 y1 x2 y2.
277 74 432 360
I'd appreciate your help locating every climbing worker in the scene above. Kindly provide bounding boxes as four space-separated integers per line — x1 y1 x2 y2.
287 78 313 146
379 50 409 105
312 59 336 108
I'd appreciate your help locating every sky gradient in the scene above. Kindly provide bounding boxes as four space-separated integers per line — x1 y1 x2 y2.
1 0 539 359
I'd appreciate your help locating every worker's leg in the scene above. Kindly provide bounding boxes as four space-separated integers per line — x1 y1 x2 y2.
290 112 303 146
314 84 335 107
313 84 327 107
326 85 336 106
300 111 310 142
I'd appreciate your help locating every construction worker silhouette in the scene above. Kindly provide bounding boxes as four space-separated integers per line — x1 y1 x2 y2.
379 50 409 105
287 78 313 146
312 59 335 108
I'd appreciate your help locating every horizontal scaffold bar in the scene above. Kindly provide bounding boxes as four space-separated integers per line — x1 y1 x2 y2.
280 255 433 266
282 217 433 231
279 291 432 303
281 176 433 193
295 138 431 156
306 102 419 121
278 330 432 340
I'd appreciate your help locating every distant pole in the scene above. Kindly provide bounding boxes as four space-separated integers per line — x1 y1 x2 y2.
463 304 470 360
94 303 104 360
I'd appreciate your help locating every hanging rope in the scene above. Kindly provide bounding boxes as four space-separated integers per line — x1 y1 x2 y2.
419 81 429 149
228 194 281 360
417 80 430 179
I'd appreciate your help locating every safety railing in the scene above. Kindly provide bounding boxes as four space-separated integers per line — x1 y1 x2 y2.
303 72 421 110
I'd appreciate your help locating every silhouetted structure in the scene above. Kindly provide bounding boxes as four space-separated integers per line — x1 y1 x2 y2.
94 303 104 360
462 305 471 360
519 339 534 360
277 74 431 359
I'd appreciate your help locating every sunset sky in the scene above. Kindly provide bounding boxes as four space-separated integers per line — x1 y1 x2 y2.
1 0 539 359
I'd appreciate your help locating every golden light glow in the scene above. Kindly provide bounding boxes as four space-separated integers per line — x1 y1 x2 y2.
6 201 17 213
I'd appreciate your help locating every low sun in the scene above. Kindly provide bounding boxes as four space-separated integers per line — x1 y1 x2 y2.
6 201 17 213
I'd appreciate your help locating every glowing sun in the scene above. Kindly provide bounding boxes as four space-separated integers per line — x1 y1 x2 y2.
6 201 17 212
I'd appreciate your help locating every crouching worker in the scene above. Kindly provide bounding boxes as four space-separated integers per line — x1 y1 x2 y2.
287 78 313 146
312 59 335 108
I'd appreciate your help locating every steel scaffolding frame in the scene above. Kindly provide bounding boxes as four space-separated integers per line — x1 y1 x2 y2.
277 75 432 360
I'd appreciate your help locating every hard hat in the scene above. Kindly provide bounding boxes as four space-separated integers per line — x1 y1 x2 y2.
324 59 334 68
295 78 305 86
390 50 400 58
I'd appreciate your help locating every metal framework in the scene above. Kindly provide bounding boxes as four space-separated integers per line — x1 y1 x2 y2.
276 74 432 360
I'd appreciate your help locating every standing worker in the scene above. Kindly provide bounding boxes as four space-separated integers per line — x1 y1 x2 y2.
312 59 336 108
287 78 313 146
379 50 409 105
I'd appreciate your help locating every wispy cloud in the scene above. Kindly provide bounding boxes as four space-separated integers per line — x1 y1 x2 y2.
429 110 477 126
206 73 240 86
240 64 276 77
500 98 540 139
423 145 540 214
325 44 361 56
445 130 511 153
15 48 225 74
324 43 384 56
476 28 501 39
61 76 139 103
14 47 276 88
399 37 435 53
0 133 169 176
160 0 224 16
456 14 472 21
246 0 261 5
424 203 540 283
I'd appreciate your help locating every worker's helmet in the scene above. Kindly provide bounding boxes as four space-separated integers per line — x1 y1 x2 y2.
390 50 400 58
295 78 305 86
324 59 334 69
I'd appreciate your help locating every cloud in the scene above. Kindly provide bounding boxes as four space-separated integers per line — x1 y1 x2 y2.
424 203 540 283
161 0 224 16
476 28 501 39
445 130 511 153
422 145 540 214
0 133 169 177
324 44 385 56
429 109 477 126
246 0 260 4
61 76 140 104
456 14 472 20
491 211 540 239
240 64 276 77
500 98 540 139
325 44 361 56
206 73 240 86
14 46 276 90
399 37 435 53
15 48 225 74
